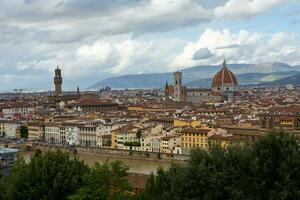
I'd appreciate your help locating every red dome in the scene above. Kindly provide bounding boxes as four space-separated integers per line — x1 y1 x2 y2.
212 60 238 87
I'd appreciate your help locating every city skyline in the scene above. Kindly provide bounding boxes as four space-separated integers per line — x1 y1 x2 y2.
0 0 299 90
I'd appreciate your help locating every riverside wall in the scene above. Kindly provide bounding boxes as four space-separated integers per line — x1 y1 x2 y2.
30 143 189 163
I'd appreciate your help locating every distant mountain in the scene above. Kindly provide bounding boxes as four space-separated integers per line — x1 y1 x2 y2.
254 73 300 86
88 62 300 89
186 71 299 88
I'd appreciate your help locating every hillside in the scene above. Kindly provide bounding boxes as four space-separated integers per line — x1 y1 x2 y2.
255 73 300 86
88 62 300 89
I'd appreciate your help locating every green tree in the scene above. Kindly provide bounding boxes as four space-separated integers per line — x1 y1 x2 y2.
140 132 300 200
69 160 131 200
136 129 142 144
1 149 89 200
19 125 28 138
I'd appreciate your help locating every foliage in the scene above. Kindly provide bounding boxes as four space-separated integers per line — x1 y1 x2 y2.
157 152 161 160
145 151 150 158
0 132 299 200
124 141 141 147
139 132 300 200
136 129 142 143
19 125 28 138
69 160 131 200
0 149 89 200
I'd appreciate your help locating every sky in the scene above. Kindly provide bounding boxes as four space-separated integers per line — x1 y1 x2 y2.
0 0 299 91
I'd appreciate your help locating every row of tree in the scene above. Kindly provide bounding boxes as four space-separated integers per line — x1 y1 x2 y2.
0 132 299 200
139 132 300 200
0 150 131 200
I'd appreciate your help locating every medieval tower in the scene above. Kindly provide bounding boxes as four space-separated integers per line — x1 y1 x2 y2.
54 66 62 96
173 71 184 102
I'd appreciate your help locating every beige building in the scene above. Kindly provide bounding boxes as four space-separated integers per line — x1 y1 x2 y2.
28 122 45 141
181 128 210 149
79 123 98 147
161 135 181 153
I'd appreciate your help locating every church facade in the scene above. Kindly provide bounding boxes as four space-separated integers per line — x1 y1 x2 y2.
165 60 241 102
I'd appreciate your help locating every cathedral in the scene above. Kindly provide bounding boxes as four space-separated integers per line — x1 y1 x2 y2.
165 60 241 102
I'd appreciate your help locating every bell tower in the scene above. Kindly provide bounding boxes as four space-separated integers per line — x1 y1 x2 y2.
54 66 62 96
173 71 184 102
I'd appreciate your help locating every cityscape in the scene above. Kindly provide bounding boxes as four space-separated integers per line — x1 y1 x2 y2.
0 0 300 200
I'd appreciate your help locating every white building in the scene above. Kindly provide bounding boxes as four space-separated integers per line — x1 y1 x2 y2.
1 103 34 116
0 120 21 138
79 124 98 147
65 125 80 146
45 124 60 144
150 138 161 152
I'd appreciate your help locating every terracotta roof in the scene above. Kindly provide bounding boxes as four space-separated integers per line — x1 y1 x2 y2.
233 91 242 96
181 128 210 134
212 60 238 87
208 134 245 141
212 91 222 96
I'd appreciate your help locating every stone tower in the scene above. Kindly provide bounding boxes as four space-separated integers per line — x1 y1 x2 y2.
164 81 169 101
173 71 184 102
77 86 80 95
54 66 62 96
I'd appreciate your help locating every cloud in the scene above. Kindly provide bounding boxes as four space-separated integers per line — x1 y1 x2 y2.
0 0 296 90
192 48 213 60
75 37 186 75
214 0 286 19
216 44 245 49
170 28 300 70
0 0 288 42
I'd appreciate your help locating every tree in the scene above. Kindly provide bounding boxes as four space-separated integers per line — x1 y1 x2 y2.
19 125 28 138
0 149 89 200
140 132 300 200
69 160 131 200
136 129 142 144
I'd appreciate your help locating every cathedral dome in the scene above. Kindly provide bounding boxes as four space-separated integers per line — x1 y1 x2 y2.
212 60 238 88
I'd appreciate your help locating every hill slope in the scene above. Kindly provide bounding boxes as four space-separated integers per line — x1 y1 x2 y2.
88 62 300 89
255 73 300 86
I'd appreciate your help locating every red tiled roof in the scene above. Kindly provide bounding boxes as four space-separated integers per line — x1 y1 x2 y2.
212 60 238 87
212 91 222 96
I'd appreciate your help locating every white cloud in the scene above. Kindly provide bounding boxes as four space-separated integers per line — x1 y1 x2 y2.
0 0 288 41
75 37 186 75
171 28 300 69
77 41 112 63
0 0 297 90
214 0 285 19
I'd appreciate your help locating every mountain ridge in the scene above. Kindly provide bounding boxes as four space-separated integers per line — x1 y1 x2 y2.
89 62 300 89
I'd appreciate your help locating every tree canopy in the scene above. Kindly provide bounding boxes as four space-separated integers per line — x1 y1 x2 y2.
0 132 299 200
139 132 300 200
0 149 89 200
69 160 131 200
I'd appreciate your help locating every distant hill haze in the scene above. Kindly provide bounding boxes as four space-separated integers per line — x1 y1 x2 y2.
88 62 300 89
